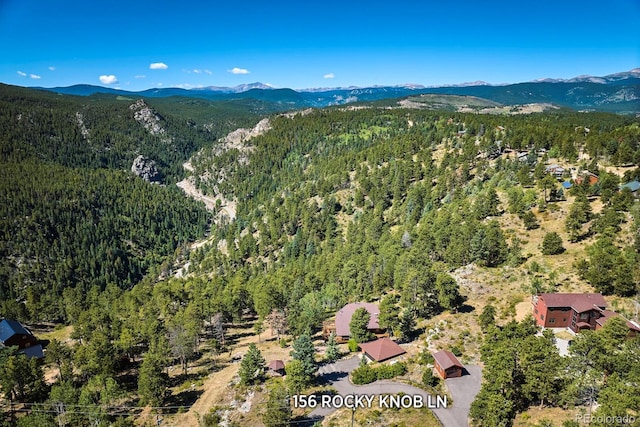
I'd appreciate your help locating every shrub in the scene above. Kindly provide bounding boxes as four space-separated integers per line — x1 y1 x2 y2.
422 370 440 388
450 346 463 357
351 362 407 385
417 349 434 365
351 364 377 385
347 338 359 353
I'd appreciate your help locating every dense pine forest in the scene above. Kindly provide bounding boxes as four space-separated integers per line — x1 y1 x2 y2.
1 83 639 427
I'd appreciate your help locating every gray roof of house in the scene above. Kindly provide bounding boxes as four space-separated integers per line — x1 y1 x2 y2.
621 181 640 192
0 319 32 344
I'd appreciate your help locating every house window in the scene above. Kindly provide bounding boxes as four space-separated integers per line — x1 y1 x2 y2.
549 318 555 324
534 308 538 314
540 314 545 320
580 313 589 320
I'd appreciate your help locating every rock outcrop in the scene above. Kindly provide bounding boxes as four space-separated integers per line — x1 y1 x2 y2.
131 155 162 182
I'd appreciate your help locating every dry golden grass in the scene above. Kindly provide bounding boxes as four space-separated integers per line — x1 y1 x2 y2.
514 406 579 427
323 405 441 427
33 324 73 342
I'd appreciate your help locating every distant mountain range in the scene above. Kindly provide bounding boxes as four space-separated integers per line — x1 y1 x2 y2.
35 69 640 113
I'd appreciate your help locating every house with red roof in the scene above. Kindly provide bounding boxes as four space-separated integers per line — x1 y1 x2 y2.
323 302 387 343
433 350 464 379
594 310 640 337
532 293 606 332
359 338 406 363
532 293 640 335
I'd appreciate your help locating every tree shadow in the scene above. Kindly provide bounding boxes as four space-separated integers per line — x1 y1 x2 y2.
298 415 325 427
457 304 475 314
316 370 348 386
163 388 204 410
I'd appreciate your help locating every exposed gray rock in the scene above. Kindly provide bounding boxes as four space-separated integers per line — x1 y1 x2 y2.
131 155 162 182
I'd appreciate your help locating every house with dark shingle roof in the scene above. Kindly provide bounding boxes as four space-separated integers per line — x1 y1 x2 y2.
359 337 406 363
433 350 464 379
0 319 44 358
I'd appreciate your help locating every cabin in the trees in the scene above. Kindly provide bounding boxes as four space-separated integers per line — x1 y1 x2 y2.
532 293 640 336
575 171 599 186
433 350 464 379
545 164 565 179
266 359 285 376
621 180 640 197
322 302 387 343
0 319 44 358
359 338 406 363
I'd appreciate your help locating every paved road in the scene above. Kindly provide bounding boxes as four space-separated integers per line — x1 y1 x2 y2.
307 356 482 427
442 365 483 427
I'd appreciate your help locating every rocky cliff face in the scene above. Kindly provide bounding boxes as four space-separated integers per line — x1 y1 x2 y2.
131 155 162 182
129 99 172 142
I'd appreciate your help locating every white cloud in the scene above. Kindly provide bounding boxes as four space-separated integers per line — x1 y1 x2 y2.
48 66 56 71
324 73 335 79
204 69 212 75
193 69 201 74
135 75 146 79
229 67 250 75
175 83 205 89
30 74 41 79
17 70 27 77
149 62 168 70
99 75 119 84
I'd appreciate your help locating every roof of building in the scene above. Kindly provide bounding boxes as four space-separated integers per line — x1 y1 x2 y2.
0 319 32 344
621 180 640 192
539 293 607 313
335 302 380 337
359 338 406 362
433 350 464 371
19 344 44 359
267 360 285 371
595 310 640 333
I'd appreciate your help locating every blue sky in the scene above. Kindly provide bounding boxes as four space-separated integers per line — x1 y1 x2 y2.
1 0 638 91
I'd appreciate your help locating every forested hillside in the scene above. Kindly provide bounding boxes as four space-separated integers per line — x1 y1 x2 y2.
1 86 640 427
0 84 263 321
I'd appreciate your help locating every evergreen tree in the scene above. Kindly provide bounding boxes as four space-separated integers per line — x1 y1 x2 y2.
239 344 265 385
349 307 375 343
137 353 167 407
471 221 508 267
521 211 539 230
290 334 317 382
285 359 309 394
541 232 565 255
325 332 339 362
479 304 496 332
377 294 400 332
396 309 416 343
263 380 292 427
435 273 464 312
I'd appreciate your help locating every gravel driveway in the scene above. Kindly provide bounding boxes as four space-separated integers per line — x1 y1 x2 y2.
307 356 482 427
